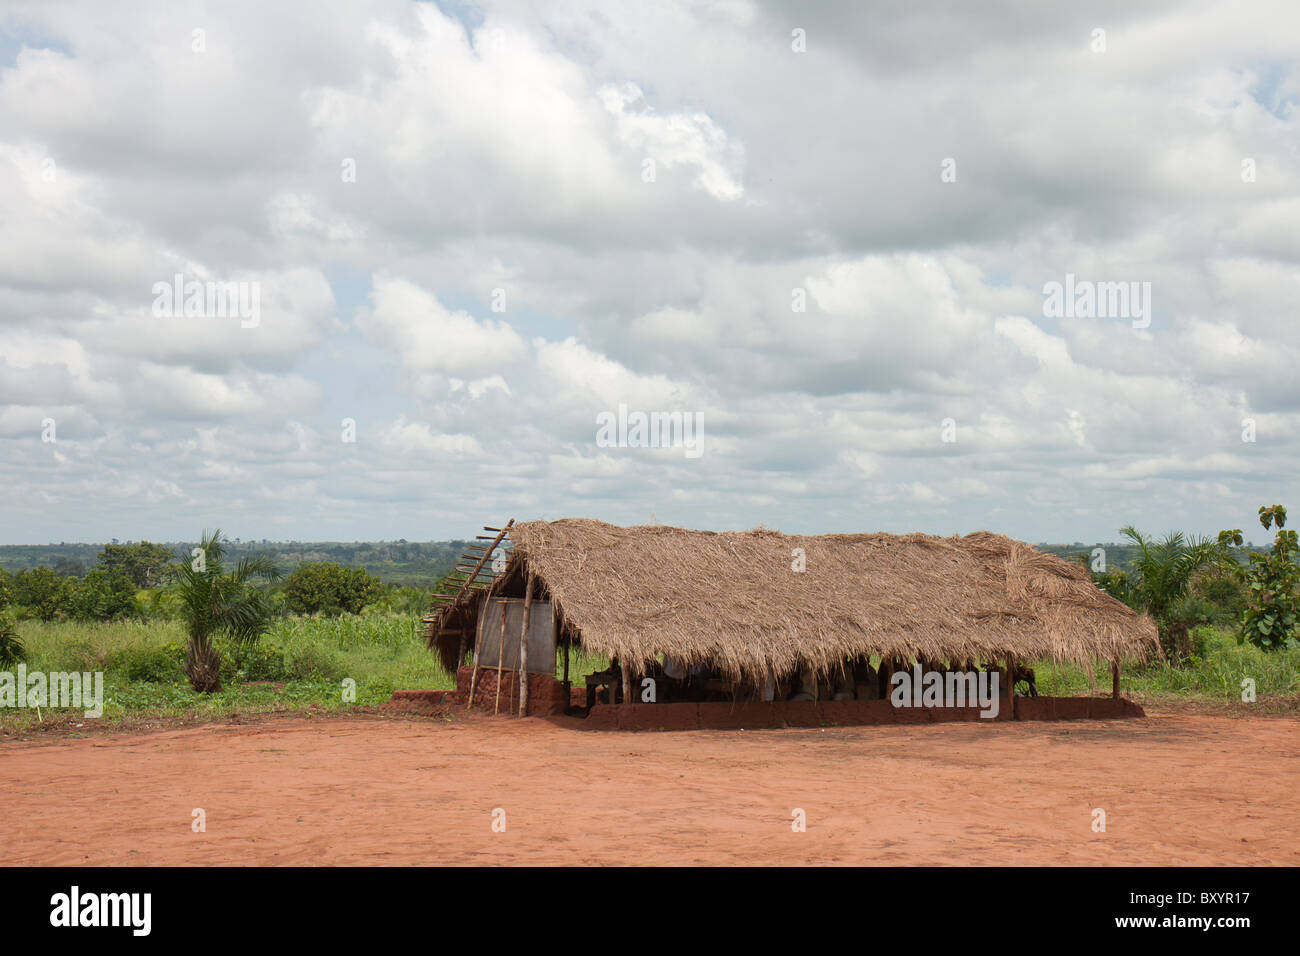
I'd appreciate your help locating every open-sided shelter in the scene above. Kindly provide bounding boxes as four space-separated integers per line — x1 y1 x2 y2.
419 518 1158 726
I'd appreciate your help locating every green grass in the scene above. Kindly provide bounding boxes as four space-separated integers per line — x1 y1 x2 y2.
1029 626 1300 702
3 620 1296 737
1 613 458 735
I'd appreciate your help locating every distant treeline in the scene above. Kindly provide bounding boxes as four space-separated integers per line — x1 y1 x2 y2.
0 540 471 588
1034 543 1266 570
2 538 1273 586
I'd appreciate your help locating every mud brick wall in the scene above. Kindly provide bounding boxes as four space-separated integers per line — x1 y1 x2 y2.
455 666 569 716
582 696 1146 731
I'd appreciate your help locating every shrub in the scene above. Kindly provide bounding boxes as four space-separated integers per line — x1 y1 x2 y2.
225 641 291 683
1190 564 1248 626
1220 505 1300 652
70 569 140 621
109 641 185 683
0 612 24 666
13 567 73 621
285 643 342 681
282 562 382 615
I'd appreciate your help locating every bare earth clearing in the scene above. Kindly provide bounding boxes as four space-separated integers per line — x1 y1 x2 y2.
2 713 1296 866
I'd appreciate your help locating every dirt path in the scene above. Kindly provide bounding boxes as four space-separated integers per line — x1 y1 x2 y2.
2 713 1296 865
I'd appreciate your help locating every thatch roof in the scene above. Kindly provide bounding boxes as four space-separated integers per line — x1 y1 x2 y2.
429 518 1159 680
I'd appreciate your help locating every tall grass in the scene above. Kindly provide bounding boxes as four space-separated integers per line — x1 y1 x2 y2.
4 618 1295 736
2 613 456 733
265 613 421 650
1031 626 1300 701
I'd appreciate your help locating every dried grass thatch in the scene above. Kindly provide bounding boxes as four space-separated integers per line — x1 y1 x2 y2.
428 518 1159 682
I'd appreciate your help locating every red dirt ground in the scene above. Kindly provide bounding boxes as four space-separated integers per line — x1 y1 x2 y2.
2 712 1296 865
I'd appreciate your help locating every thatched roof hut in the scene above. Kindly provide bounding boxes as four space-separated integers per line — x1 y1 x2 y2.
426 518 1159 683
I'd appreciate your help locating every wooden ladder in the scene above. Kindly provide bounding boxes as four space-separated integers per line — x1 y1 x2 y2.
421 518 515 624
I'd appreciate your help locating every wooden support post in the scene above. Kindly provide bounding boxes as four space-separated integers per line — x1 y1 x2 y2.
466 605 484 711
518 569 535 717
1005 653 1015 720
493 599 507 716
1112 658 1121 699
562 634 570 695
621 660 632 706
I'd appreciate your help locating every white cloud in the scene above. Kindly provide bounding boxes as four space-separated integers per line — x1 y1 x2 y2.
0 0 1296 542
360 275 528 378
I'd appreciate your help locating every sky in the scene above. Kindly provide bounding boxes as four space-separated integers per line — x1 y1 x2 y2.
0 0 1297 545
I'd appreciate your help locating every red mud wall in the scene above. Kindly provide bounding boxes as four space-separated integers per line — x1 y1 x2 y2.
381 668 569 717
383 685 1145 728
581 696 1145 731
1013 696 1145 721
454 666 569 716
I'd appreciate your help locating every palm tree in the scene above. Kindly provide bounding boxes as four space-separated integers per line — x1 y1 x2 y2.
172 529 280 692
1119 525 1225 662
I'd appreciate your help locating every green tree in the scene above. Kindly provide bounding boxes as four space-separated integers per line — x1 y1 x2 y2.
1076 551 1136 607
1118 526 1225 663
69 568 140 621
0 567 12 609
1187 563 1248 626
97 541 178 588
13 567 73 621
281 562 382 615
171 529 280 692
1219 505 1299 652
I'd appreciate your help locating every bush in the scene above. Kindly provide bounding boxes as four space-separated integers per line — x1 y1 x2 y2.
363 584 428 616
70 569 140 621
285 643 342 681
224 641 292 683
108 641 185 683
1190 564 1248 626
0 612 24 666
282 562 382 615
360 676 395 705
13 567 73 621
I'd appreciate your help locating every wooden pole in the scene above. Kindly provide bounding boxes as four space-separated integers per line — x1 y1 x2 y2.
1112 658 1120 699
466 604 484 711
518 569 535 717
493 599 507 716
621 659 632 706
1005 653 1015 720
562 632 570 693
442 519 513 612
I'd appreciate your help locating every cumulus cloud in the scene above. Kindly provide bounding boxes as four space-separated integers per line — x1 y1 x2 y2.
0 0 1297 542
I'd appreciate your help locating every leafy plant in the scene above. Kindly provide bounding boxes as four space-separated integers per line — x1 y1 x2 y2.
69 568 140 621
12 567 73 621
109 641 185 682
1219 505 1299 652
1118 526 1226 663
171 529 280 692
96 541 179 588
281 562 382 615
0 612 24 666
